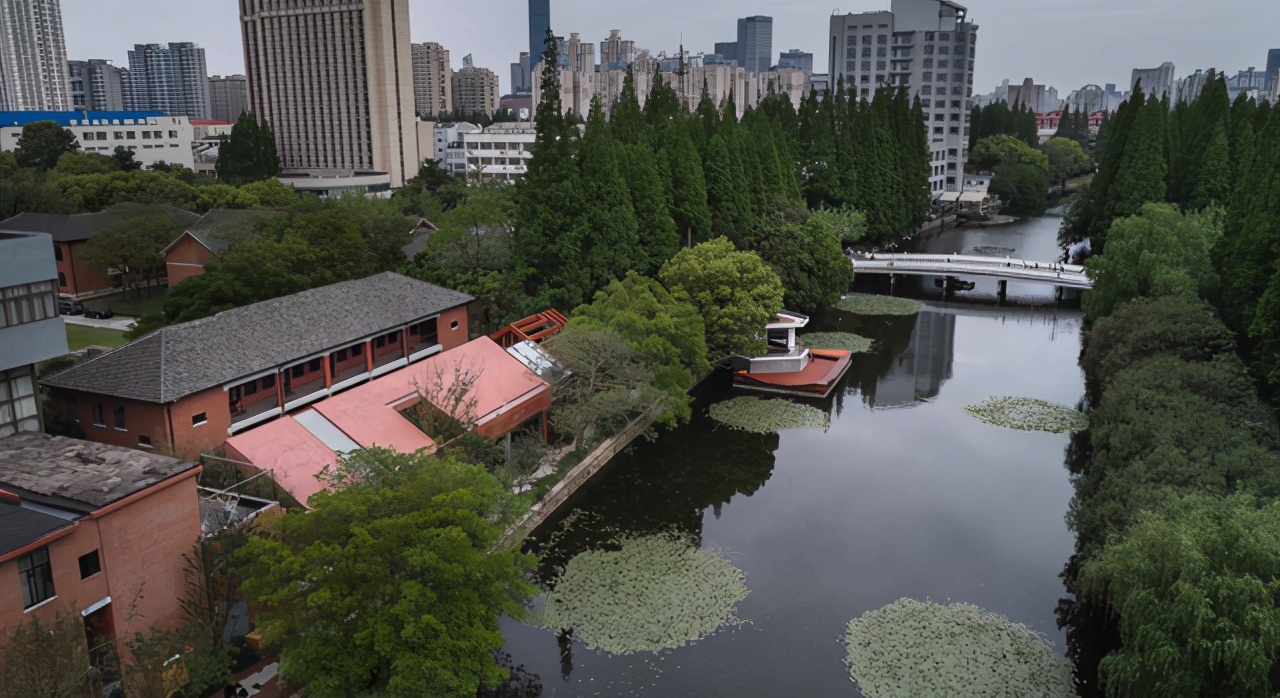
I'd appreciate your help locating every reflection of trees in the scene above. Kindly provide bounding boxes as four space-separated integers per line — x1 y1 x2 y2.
529 407 778 579
816 308 955 409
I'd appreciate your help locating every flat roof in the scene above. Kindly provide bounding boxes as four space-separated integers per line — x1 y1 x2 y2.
0 110 165 127
0 433 198 511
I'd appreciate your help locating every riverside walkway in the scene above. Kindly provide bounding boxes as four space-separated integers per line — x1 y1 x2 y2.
850 252 1092 290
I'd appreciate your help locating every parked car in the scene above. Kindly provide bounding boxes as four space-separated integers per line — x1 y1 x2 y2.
83 308 114 319
58 297 85 315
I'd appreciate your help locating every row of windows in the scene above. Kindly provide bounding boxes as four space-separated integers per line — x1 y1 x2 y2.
0 281 57 330
0 367 39 438
18 546 102 610
79 129 180 141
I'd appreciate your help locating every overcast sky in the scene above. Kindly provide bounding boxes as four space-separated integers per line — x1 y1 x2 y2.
61 0 1280 97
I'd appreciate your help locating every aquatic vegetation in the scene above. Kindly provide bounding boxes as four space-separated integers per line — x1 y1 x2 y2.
800 332 874 353
964 396 1088 434
708 396 829 434
970 245 1017 256
541 532 749 655
843 598 1075 698
836 293 924 316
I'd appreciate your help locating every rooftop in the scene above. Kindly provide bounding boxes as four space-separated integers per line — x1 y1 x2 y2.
0 203 200 243
0 110 166 128
164 208 285 255
0 433 198 512
0 498 73 557
42 273 474 403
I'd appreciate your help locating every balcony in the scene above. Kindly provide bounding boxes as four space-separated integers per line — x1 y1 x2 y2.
283 372 326 411
229 378 282 433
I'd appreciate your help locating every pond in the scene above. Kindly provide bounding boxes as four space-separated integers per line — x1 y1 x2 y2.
500 217 1083 697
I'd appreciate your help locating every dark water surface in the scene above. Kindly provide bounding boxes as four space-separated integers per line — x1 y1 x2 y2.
500 218 1083 697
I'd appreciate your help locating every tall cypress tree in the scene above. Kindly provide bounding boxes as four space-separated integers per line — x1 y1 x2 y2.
577 97 641 299
622 143 680 273
661 126 713 246
216 112 279 185
610 66 648 147
1096 96 1168 250
704 131 754 245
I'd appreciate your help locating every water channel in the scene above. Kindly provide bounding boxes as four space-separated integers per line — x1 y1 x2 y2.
500 215 1084 696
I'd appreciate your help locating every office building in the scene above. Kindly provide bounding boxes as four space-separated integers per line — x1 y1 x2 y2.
778 49 814 74
123 42 210 119
529 0 551 69
0 110 196 174
461 124 536 183
737 16 773 73
207 74 248 123
240 0 419 191
1130 62 1176 101
714 42 739 65
829 0 979 194
511 52 532 93
411 42 453 118
0 232 68 437
0 0 71 110
600 30 637 70
452 63 500 117
67 60 126 112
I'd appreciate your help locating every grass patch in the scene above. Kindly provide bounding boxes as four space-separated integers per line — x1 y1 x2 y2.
836 293 925 317
800 332 874 353
66 324 128 351
82 287 167 318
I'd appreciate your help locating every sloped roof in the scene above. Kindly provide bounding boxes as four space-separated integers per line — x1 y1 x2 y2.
0 501 73 556
0 433 197 511
173 208 284 254
0 203 200 243
42 273 474 403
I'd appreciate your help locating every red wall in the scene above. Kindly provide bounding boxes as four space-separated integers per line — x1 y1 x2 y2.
0 471 201 647
439 305 470 351
56 391 172 452
164 234 213 287
169 387 236 459
57 242 115 298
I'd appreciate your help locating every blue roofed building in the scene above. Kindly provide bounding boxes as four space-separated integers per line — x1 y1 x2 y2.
0 110 194 169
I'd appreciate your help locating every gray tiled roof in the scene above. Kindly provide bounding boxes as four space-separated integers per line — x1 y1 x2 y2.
0 502 73 556
0 203 200 243
0 433 197 510
42 272 474 403
181 209 283 254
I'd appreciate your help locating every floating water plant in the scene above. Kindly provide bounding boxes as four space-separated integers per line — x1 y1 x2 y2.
836 293 924 316
970 245 1016 257
843 598 1075 698
964 396 1088 434
708 396 829 434
541 532 749 655
800 332 874 353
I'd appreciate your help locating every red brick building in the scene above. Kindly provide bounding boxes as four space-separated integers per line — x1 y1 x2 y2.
0 433 202 667
162 209 284 286
0 204 200 298
42 273 473 458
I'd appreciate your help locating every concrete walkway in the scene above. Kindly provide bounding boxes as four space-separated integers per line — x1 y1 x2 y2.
63 315 136 332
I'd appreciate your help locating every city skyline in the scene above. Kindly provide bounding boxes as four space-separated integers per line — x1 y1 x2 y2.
53 0 1280 99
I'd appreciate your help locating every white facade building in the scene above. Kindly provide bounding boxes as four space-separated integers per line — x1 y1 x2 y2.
829 0 978 195
1131 62 1176 101
0 0 71 110
0 112 194 169
460 125 535 183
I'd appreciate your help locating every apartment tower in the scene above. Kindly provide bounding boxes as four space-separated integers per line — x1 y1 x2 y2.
737 16 773 73
67 59 126 111
125 42 210 118
452 61 499 117
0 0 71 110
207 74 248 123
411 42 453 118
240 0 419 189
829 0 978 194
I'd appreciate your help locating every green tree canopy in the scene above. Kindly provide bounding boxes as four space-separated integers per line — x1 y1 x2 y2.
1041 136 1094 183
659 237 784 360
14 121 79 170
969 134 1049 173
990 163 1049 216
745 206 854 314
1084 203 1221 321
80 206 185 297
569 272 710 425
112 145 142 172
236 450 535 697
52 151 118 175
215 112 280 185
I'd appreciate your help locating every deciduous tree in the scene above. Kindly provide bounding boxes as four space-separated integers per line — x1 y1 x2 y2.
14 121 79 170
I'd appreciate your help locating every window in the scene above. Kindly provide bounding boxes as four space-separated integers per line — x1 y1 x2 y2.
126 131 135 139
141 131 151 139
113 406 126 431
862 61 871 72
243 381 258 395
939 59 949 69
291 365 304 379
92 403 105 427
939 46 950 55
57 272 66 287
0 367 39 437
309 359 321 372
191 412 207 427
876 61 886 71
137 435 152 448
861 47 871 58
924 58 933 69
83 132 95 141
113 131 123 139
262 375 275 390
78 550 101 579
876 47 887 58
877 34 888 45
19 548 55 609
96 131 106 140
450 320 460 331
351 344 362 357
54 245 63 261
374 336 386 349
925 32 935 41
0 281 57 328
939 32 950 40
335 348 348 362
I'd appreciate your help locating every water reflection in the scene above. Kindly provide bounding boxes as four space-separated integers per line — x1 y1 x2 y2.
528 407 780 577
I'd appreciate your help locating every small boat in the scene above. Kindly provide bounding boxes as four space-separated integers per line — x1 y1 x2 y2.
730 311 853 398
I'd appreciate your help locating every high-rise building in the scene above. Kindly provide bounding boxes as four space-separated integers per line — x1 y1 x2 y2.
778 49 814 74
240 0 419 190
124 42 211 119
714 42 739 65
600 30 636 70
67 59 126 111
1130 62 1176 101
511 52 532 93
0 0 71 110
1265 49 1280 97
452 63 500 117
529 0 551 70
411 42 453 118
736 16 773 73
207 74 248 123
829 0 979 194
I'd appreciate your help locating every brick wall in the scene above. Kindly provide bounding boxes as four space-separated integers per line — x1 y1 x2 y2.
164 234 213 286
439 305 469 351
168 387 235 459
57 241 114 298
55 391 172 452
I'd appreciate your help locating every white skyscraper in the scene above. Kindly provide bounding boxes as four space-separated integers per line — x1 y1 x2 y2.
0 0 71 111
411 42 453 118
240 0 419 190
829 0 978 194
